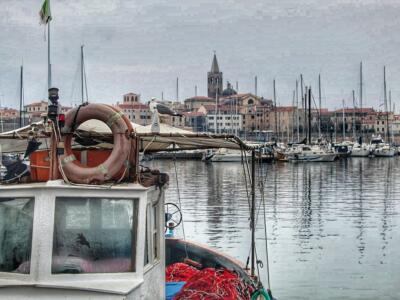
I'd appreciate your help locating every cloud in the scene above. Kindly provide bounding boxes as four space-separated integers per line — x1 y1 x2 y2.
0 0 400 109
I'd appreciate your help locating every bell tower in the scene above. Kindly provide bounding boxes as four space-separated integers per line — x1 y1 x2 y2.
207 52 223 98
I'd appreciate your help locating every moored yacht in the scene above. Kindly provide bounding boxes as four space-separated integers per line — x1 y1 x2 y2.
370 135 395 157
350 143 370 157
286 144 336 162
210 148 247 162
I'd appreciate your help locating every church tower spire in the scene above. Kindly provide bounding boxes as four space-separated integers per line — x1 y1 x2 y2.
207 52 223 98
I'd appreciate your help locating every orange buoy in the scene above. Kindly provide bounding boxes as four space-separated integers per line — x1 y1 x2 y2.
59 103 133 184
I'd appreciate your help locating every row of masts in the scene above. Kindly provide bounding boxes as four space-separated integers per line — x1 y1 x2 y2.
273 62 394 144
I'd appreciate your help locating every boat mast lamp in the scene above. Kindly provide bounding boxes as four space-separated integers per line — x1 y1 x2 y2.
47 87 59 122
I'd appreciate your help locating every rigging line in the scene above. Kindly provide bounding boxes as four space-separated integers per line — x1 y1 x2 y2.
172 144 189 259
241 149 252 213
260 165 271 290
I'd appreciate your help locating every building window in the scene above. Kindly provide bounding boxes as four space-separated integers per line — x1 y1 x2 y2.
0 197 34 274
52 197 138 274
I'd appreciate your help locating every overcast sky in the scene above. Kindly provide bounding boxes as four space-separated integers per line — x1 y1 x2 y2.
1 0 400 110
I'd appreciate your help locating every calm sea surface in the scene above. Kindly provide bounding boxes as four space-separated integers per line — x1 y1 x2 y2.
147 158 400 300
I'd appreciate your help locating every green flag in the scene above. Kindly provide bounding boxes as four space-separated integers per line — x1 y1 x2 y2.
39 0 52 25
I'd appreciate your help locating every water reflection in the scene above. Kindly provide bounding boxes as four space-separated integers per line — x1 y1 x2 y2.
149 158 400 299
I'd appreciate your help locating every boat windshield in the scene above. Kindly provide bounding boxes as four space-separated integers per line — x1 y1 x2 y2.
0 197 34 274
52 197 138 274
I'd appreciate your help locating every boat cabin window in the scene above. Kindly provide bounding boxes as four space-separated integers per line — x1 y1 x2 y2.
371 139 382 144
144 201 160 267
0 197 34 274
302 146 311 151
52 197 138 274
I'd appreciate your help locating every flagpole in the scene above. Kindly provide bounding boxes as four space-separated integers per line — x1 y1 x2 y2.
48 21 51 89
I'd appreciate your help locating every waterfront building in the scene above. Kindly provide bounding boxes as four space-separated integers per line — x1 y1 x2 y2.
0 108 20 132
24 101 71 122
183 111 206 132
115 93 151 125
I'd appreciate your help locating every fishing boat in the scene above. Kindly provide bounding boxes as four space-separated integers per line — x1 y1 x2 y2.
0 91 272 299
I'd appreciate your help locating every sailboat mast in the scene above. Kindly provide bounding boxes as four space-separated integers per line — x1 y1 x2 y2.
273 79 278 141
342 99 345 141
318 74 321 137
359 62 363 140
292 90 295 142
80 45 84 104
301 74 306 138
19 65 24 128
352 90 356 140
308 87 311 144
296 80 299 142
215 89 218 134
383 66 389 142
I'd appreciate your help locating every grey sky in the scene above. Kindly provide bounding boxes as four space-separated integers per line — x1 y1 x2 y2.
1 0 400 110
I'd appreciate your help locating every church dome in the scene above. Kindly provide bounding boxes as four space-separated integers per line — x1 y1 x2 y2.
222 81 237 97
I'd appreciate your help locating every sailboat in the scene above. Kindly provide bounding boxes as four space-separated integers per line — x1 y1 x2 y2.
351 62 371 157
372 66 395 157
287 86 336 162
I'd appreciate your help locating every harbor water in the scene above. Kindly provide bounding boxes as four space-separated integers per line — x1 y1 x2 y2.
149 158 400 300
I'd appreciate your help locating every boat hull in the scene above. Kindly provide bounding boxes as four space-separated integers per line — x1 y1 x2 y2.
288 153 336 162
166 238 253 285
350 149 370 157
211 155 246 162
373 149 395 157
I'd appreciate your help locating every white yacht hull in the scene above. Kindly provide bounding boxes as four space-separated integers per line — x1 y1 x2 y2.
350 148 370 157
288 153 336 162
373 149 395 157
211 154 245 162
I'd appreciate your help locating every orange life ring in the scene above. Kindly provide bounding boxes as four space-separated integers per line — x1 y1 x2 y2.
59 103 132 184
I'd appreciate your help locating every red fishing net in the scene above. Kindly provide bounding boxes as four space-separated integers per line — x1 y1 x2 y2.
166 263 254 300
166 262 200 282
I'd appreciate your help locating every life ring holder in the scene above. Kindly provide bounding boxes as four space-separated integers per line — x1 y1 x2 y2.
59 103 133 184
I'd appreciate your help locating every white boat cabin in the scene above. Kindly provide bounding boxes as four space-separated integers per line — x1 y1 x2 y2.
0 180 165 299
